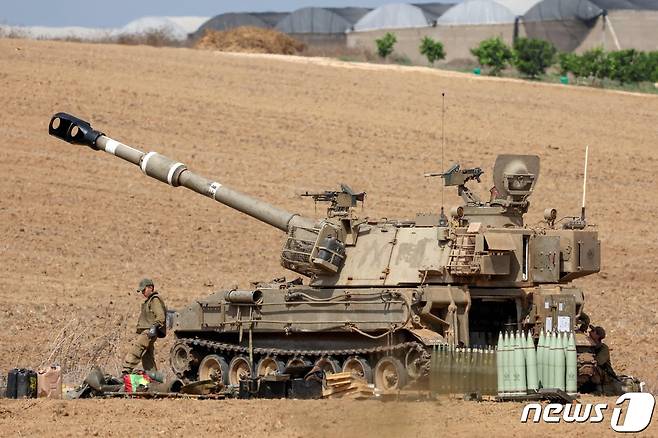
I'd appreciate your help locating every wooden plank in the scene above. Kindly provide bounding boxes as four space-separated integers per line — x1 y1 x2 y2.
326 379 352 387
325 372 353 381
322 381 374 398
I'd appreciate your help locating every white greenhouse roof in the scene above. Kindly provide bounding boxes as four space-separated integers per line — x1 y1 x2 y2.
118 16 208 40
495 0 543 15
354 3 435 31
437 0 517 25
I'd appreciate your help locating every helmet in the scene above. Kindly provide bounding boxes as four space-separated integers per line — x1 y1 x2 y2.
137 278 154 292
592 326 606 340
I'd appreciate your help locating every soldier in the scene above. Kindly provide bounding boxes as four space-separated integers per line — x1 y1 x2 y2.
589 325 618 394
122 278 167 374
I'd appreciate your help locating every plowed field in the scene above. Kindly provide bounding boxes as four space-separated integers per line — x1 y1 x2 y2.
1 38 657 436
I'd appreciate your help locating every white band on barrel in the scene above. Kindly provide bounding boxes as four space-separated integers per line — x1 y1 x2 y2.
104 139 120 155
167 162 185 186
140 151 157 174
208 182 222 198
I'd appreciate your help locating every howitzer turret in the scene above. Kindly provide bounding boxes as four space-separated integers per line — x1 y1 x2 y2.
49 113 606 393
49 113 348 277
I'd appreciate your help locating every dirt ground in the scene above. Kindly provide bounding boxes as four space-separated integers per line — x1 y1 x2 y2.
0 38 657 436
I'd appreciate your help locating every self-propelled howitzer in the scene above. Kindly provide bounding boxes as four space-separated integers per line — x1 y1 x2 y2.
49 113 603 391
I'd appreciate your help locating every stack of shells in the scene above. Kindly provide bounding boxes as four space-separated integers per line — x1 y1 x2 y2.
496 331 578 396
428 331 578 396
428 345 498 395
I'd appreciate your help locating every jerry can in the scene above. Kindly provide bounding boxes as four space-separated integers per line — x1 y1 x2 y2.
5 369 19 398
38 365 63 399
16 369 37 398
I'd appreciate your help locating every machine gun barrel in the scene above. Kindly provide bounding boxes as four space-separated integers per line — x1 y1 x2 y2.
48 113 315 232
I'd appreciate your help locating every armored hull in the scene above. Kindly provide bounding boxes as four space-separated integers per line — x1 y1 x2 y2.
49 112 604 391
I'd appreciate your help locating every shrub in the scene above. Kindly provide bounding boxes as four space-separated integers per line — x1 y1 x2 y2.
470 37 513 76
375 32 397 59
512 37 557 78
607 49 651 84
558 52 577 76
419 36 446 65
391 53 412 65
644 52 657 82
577 48 611 80
115 28 181 47
647 51 658 82
631 50 658 83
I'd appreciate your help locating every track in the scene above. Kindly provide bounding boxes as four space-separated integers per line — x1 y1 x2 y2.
171 337 431 390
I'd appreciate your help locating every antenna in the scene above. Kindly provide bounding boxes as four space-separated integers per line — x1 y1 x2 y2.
439 92 448 226
581 145 589 222
441 92 446 209
423 92 449 226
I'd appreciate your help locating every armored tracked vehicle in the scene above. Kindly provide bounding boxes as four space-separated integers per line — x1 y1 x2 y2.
49 113 603 391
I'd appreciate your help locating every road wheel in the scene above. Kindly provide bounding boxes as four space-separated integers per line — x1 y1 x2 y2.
228 356 252 386
257 357 285 377
374 357 408 391
314 357 342 375
342 356 373 383
198 354 229 384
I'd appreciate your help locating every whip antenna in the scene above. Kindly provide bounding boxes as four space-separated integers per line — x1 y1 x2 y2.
441 92 446 210
423 92 448 226
581 145 589 222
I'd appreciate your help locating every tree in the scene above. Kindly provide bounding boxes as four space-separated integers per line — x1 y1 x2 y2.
375 33 397 59
512 37 557 78
419 37 446 65
470 37 513 76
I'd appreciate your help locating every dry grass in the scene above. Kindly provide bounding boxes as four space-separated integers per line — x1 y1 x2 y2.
0 26 184 48
301 43 377 62
195 27 305 55
0 27 27 39
38 314 133 384
113 28 185 48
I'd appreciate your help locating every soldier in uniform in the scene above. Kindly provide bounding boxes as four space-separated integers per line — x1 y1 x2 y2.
589 325 618 394
122 278 167 374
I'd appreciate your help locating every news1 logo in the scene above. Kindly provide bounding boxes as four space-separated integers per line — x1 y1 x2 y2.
521 393 655 433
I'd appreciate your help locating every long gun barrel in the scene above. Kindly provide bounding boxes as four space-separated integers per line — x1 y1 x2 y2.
48 113 315 232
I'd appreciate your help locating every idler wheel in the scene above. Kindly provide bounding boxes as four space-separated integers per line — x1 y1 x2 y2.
169 341 199 378
342 356 373 383
228 356 252 386
198 354 229 384
257 357 285 377
405 348 428 380
374 357 408 391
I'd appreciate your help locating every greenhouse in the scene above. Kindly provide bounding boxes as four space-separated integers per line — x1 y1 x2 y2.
276 7 371 34
521 0 604 51
118 16 208 40
587 0 658 50
190 12 289 40
353 3 451 32
437 0 517 25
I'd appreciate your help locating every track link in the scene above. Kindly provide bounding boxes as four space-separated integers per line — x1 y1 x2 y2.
173 337 431 380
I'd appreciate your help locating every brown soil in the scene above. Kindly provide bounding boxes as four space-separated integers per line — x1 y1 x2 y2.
0 38 657 436
195 27 305 55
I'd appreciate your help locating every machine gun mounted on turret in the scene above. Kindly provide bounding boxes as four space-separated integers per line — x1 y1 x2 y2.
301 184 365 218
